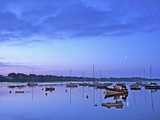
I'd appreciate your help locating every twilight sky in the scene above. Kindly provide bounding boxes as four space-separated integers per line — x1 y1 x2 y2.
0 0 160 78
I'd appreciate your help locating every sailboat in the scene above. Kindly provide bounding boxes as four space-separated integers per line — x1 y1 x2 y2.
144 65 160 90
130 83 141 90
145 82 160 89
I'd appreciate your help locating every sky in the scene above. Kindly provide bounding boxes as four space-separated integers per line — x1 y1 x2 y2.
0 0 160 78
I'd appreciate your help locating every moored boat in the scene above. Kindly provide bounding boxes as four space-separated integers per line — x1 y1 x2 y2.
66 83 78 88
104 84 128 98
130 83 141 90
79 83 89 87
45 87 55 92
96 83 113 89
105 90 128 98
106 84 128 93
145 82 160 89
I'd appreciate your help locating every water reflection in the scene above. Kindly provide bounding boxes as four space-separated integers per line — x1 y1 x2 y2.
0 82 160 120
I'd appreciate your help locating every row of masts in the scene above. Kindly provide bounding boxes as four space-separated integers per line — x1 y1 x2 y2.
68 64 153 80
0 64 153 80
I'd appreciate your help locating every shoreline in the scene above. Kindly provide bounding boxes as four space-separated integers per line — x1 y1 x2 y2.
0 73 159 83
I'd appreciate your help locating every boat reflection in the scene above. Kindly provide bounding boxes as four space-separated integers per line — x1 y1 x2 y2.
15 91 25 94
102 101 124 109
2 81 160 111
102 84 128 109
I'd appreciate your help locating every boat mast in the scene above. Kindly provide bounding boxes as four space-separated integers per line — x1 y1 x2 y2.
92 64 97 106
31 68 34 101
149 65 152 79
92 64 95 83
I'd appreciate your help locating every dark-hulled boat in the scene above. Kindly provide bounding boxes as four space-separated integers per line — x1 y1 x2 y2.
145 83 160 89
130 83 141 90
45 87 55 92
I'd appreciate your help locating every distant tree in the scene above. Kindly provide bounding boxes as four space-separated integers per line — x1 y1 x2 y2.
8 73 17 77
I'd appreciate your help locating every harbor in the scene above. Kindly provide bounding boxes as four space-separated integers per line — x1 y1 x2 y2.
0 81 160 120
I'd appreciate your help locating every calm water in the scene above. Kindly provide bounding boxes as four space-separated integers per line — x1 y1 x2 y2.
0 82 160 120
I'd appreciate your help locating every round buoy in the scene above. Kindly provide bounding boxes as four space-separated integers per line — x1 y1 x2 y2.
86 95 89 99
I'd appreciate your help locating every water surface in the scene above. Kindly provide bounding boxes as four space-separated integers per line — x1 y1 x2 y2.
0 82 159 120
